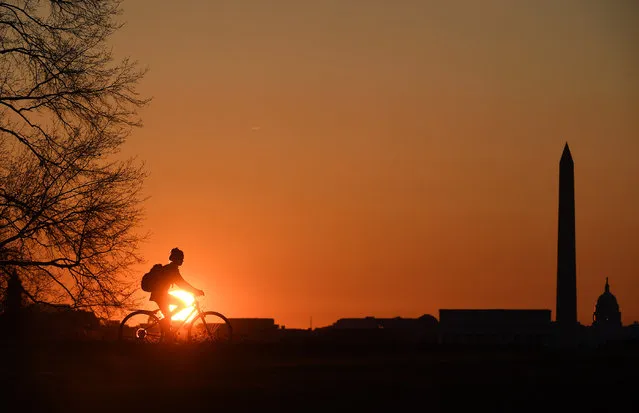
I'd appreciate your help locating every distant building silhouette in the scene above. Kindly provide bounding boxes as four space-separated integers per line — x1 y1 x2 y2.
438 309 552 347
330 315 438 331
589 278 626 345
20 304 101 341
318 315 439 344
593 278 622 329
227 318 279 342
556 143 577 326
0 269 26 339
332 316 382 329
623 322 639 342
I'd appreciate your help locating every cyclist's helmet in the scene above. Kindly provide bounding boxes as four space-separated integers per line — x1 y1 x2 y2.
169 247 184 263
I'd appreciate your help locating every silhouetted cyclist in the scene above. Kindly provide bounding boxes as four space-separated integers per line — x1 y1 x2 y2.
150 247 204 341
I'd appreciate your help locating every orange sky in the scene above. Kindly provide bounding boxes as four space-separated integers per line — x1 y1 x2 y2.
112 1 639 329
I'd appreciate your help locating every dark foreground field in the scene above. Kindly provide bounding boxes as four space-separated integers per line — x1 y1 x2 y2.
1 340 638 412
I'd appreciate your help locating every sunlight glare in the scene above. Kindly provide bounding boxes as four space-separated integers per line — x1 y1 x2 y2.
168 290 196 321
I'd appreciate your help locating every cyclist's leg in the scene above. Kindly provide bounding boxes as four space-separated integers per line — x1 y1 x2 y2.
154 295 184 341
153 296 172 338
166 294 186 317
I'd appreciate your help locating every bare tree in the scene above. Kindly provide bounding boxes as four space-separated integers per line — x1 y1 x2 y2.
0 0 149 317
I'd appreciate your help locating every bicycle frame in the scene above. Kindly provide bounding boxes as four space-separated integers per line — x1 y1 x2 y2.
119 295 232 343
158 298 203 334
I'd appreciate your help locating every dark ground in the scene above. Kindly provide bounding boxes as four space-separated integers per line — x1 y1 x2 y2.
1 340 638 412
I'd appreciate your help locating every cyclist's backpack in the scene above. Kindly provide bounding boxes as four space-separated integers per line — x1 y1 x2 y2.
141 263 165 292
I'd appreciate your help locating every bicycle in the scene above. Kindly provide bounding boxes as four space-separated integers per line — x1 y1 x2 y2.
118 294 232 344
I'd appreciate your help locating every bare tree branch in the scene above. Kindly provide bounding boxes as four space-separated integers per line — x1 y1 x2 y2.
0 0 149 317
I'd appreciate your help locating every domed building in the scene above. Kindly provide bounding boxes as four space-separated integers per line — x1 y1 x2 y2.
592 277 622 328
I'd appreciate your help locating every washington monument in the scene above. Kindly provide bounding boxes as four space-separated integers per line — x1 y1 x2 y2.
556 143 577 325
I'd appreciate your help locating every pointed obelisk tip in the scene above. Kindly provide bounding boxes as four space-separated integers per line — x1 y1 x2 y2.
561 142 573 162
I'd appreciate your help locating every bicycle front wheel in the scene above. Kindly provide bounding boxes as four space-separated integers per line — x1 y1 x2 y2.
188 311 232 344
119 311 164 344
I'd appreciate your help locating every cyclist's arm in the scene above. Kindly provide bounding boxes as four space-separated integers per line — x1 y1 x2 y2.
175 276 204 296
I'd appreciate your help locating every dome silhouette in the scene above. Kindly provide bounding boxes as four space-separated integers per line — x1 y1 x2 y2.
418 314 439 328
593 277 622 328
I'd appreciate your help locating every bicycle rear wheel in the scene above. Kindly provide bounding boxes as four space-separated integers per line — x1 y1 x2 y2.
188 311 232 343
119 311 164 343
